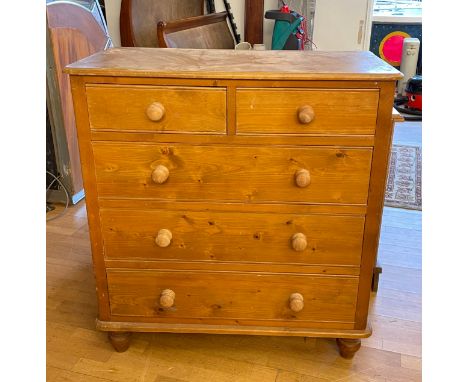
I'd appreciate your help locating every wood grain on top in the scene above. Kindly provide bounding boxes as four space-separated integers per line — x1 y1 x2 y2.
65 48 402 80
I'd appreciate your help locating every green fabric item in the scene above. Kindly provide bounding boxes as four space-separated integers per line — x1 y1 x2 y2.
271 18 302 50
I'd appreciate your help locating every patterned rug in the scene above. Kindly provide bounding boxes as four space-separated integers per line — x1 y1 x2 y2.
385 145 422 210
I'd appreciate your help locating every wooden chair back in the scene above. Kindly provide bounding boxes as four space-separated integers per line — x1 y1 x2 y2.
157 12 235 49
120 0 204 47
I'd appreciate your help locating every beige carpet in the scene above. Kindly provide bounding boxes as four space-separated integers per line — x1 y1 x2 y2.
385 145 422 210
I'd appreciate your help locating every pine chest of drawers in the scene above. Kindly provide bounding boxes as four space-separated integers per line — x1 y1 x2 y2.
66 48 401 358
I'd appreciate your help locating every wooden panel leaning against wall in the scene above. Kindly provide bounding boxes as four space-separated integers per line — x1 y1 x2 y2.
46 0 112 204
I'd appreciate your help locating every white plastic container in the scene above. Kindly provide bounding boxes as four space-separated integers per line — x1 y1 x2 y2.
398 37 420 95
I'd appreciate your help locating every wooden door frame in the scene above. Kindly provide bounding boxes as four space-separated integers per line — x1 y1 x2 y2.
244 0 264 44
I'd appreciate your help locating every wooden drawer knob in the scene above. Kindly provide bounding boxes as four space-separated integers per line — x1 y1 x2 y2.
295 169 311 188
297 105 315 124
291 233 307 251
152 165 169 184
160 289 175 308
289 293 304 312
155 229 172 248
146 102 165 122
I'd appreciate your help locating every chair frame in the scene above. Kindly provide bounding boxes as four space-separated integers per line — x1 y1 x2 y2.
120 0 205 47
157 11 232 48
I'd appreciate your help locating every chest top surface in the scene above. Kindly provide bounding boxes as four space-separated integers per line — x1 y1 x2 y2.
65 47 402 81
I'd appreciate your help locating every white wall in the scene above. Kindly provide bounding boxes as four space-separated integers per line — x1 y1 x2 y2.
263 0 278 49
104 0 278 49
104 0 121 46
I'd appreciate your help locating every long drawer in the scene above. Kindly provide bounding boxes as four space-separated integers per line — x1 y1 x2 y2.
86 84 227 134
236 88 379 135
92 143 373 204
107 269 359 327
100 208 365 266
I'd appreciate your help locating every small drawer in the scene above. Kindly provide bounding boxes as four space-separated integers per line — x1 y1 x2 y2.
236 88 379 135
107 269 358 327
86 84 227 134
92 142 373 204
100 208 365 266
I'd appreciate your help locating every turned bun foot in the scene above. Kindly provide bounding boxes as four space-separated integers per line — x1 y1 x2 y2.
336 338 361 359
108 331 131 352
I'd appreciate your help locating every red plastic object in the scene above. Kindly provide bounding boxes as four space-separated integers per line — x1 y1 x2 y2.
407 92 422 111
382 35 405 64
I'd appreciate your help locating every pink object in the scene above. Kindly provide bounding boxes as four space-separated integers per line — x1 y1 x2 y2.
382 35 405 64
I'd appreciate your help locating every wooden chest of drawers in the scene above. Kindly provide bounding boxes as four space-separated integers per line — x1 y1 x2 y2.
66 48 401 358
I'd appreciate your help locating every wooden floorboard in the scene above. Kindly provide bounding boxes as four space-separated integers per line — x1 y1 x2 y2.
46 203 422 381
46 122 422 381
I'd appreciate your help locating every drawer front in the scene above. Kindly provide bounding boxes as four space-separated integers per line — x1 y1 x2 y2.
236 88 379 135
86 85 227 134
107 269 358 326
93 143 373 204
101 208 365 266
